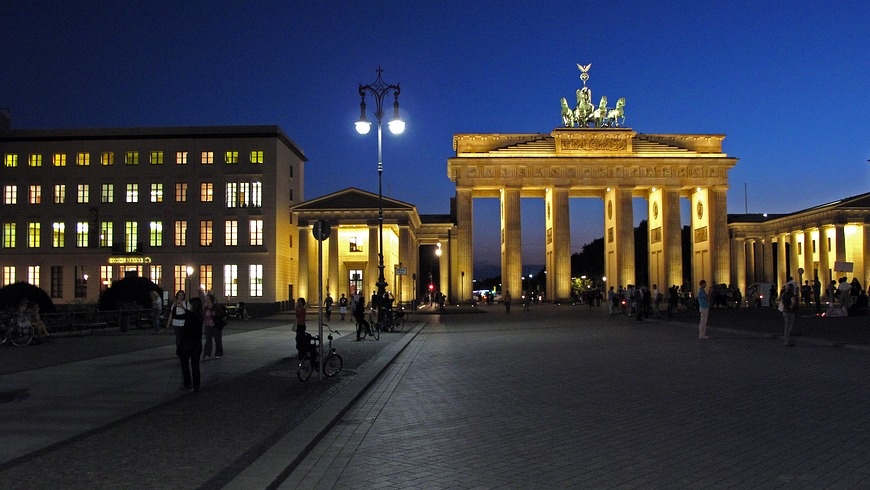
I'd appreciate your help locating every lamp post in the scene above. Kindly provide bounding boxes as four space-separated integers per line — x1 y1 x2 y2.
355 66 404 307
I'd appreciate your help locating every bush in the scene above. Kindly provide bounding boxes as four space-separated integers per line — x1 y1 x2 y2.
0 282 54 313
98 277 163 311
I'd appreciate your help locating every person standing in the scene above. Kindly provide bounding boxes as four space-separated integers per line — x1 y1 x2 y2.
697 280 710 339
353 295 366 341
324 293 333 321
150 291 163 334
339 294 348 321
503 290 512 314
781 283 798 346
812 277 822 313
177 297 203 392
167 291 190 352
202 293 226 360
294 298 308 359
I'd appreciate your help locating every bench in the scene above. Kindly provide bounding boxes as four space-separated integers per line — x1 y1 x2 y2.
69 321 109 336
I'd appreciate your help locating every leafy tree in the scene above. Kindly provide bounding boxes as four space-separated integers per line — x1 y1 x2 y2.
0 282 54 313
98 276 163 311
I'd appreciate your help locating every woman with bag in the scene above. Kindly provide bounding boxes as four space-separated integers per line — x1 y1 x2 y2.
178 297 204 391
202 294 226 360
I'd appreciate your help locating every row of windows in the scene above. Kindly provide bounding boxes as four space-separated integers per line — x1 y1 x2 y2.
1 264 265 298
2 219 264 249
2 181 267 206
3 150 266 167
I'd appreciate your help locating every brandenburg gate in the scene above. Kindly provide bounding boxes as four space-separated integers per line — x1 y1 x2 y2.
446 65 738 301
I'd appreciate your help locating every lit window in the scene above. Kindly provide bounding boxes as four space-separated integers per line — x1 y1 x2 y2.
29 185 41 204
101 184 114 203
100 265 112 290
201 151 213 165
176 151 188 165
223 264 238 297
76 222 88 247
3 266 15 286
28 223 40 247
150 151 164 165
4 185 17 204
124 221 138 252
149 221 163 247
101 152 114 166
226 183 238 208
174 265 186 293
54 184 66 204
149 265 162 286
3 223 16 248
28 154 42 167
175 183 188 202
52 222 65 247
200 183 213 202
250 264 263 297
349 237 362 252
5 154 18 167
125 151 139 165
28 266 39 286
199 265 213 293
225 151 239 164
200 220 213 246
174 220 187 246
77 184 89 203
252 182 262 207
126 184 139 203
52 154 66 167
225 220 238 246
77 153 90 166
250 150 264 164
100 222 113 247
150 183 163 203
250 218 263 246
239 182 249 207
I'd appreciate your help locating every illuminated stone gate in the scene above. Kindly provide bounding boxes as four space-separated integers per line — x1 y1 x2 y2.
447 129 738 301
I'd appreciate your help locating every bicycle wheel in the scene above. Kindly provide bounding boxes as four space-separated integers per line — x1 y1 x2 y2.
393 315 406 332
358 321 368 340
0 326 7 346
8 325 33 347
372 322 381 341
324 353 343 377
297 355 314 382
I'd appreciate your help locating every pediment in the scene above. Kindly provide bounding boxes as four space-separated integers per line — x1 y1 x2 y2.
292 187 415 212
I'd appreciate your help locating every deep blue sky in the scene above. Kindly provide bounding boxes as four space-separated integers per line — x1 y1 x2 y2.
2 1 868 276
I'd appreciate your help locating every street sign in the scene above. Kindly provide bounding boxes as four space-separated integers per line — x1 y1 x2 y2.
396 267 408 275
312 220 331 241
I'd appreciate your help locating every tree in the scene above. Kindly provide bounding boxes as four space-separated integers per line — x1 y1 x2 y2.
98 276 163 311
0 282 54 313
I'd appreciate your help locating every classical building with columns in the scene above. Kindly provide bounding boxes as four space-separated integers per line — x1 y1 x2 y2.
729 192 870 295
447 128 738 302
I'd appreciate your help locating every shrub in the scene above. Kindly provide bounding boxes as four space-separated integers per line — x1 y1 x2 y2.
0 282 54 313
98 277 163 311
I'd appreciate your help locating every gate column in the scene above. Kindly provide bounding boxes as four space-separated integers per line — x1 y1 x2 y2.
545 186 571 301
454 188 473 304
605 187 635 289
501 187 522 298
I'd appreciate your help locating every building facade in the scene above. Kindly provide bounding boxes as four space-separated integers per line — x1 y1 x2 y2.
0 116 307 309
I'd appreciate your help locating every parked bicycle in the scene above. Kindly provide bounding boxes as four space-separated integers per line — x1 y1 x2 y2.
358 311 380 341
1 313 34 347
297 325 343 382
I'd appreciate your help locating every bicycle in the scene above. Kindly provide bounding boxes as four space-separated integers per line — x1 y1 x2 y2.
357 311 380 341
297 325 343 382
389 308 407 333
2 315 34 347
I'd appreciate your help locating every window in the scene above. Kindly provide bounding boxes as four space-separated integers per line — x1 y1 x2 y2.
149 221 163 247
150 183 163 203
77 152 90 166
250 264 263 297
28 266 39 287
29 154 42 167
3 223 16 248
5 154 18 167
50 266 63 298
224 264 238 297
74 266 87 298
200 220 213 246
174 265 187 294
101 184 114 203
225 151 239 164
124 221 138 253
201 151 213 165
349 237 362 252
176 151 188 165
250 150 264 164
225 220 238 246
125 151 139 165
100 265 112 291
239 182 249 207
226 183 238 208
101 152 114 166
54 184 66 204
126 184 139 203
100 222 113 247
251 182 262 207
150 151 164 165
149 265 162 286
3 266 15 286
174 220 187 246
76 222 89 247
250 219 263 246
28 223 40 247
200 182 213 202
175 183 188 202
77 184 89 204
29 185 42 204
289 165 294 178
52 222 65 247
3 185 16 204
52 153 67 167
200 265 213 293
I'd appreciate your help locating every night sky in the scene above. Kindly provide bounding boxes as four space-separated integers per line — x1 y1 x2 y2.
2 1 868 277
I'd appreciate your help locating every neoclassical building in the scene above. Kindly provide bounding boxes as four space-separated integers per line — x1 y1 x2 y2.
730 193 870 294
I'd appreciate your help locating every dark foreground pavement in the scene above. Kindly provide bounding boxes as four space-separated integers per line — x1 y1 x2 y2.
2 305 869 489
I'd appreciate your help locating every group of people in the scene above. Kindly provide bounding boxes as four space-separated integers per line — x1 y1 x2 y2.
13 299 50 343
167 290 228 392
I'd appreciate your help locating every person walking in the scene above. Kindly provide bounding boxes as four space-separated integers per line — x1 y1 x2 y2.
697 280 710 339
202 293 226 360
339 294 348 321
353 295 366 341
503 290 512 314
781 282 798 346
167 291 190 352
294 298 308 359
177 296 203 392
323 293 333 321
150 290 163 334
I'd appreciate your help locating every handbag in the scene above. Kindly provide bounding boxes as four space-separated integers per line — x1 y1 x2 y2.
778 301 785 312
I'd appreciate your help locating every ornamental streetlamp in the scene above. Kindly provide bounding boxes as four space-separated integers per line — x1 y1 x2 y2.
355 66 404 308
